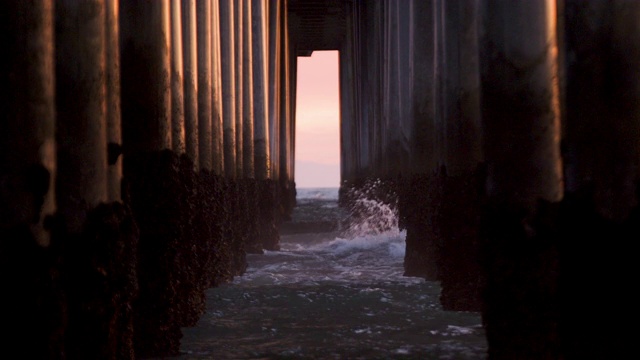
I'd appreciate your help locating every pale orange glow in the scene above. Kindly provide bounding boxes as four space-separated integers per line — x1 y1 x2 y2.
295 50 340 188
547 0 565 201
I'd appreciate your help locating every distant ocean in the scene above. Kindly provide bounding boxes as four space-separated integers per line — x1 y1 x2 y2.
296 187 339 202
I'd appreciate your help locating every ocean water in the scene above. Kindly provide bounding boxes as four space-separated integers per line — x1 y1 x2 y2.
295 187 340 203
175 188 487 359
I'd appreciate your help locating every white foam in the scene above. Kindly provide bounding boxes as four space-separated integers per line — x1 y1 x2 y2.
238 228 418 287
388 241 406 258
446 325 475 335
394 346 412 355
314 230 405 256
237 186 420 286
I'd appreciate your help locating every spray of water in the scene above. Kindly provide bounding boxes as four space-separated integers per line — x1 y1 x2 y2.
342 179 399 238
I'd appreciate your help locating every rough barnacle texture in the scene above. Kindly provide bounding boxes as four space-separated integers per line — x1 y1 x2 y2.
125 151 183 357
225 180 248 276
479 199 560 359
62 202 139 360
259 179 280 251
556 189 638 359
278 180 297 223
124 151 233 356
244 178 264 254
559 2 640 357
400 173 442 280
438 167 484 312
0 220 65 359
478 2 564 358
207 174 234 287
174 156 206 328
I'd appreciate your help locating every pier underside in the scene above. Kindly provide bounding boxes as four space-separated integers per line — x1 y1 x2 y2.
1 0 638 358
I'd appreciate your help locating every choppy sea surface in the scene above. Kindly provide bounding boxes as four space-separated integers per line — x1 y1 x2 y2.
175 187 487 359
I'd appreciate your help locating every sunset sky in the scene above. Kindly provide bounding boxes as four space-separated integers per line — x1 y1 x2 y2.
294 50 341 188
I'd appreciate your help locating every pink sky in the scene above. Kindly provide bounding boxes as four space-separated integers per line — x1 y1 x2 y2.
295 50 340 188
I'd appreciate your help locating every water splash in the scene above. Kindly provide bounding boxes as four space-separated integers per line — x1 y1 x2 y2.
177 186 487 359
342 179 399 238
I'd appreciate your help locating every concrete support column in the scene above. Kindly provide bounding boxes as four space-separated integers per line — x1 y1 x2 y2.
374 0 412 180
289 51 297 189
410 0 437 175
234 0 244 177
395 1 413 178
182 0 199 168
353 4 363 178
370 1 385 178
219 0 236 179
380 1 394 179
479 1 563 358
0 0 56 245
338 1 366 216
443 1 482 175
339 2 393 222
170 0 186 155
0 1 56 245
354 1 371 178
0 4 58 356
393 0 413 235
279 0 293 219
253 0 270 180
337 1 401 237
268 0 281 183
106 0 123 202
279 1 290 182
121 3 190 358
358 3 373 179
56 0 108 233
480 1 563 209
120 0 172 154
564 0 640 221
57 5 140 358
350 3 362 181
211 0 224 176
401 0 439 279
220 0 248 269
260 0 282 251
243 1 255 179
560 2 640 357
241 0 260 254
339 6 356 185
438 0 483 311
434 0 446 166
197 0 213 171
